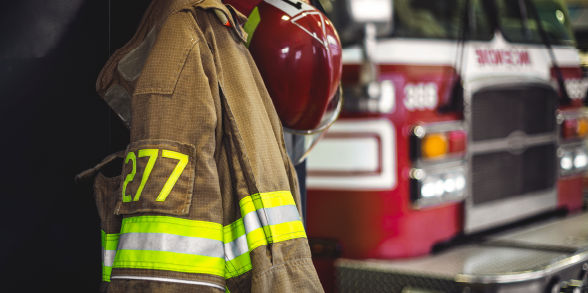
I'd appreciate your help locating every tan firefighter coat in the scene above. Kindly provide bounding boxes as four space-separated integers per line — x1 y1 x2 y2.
92 0 323 291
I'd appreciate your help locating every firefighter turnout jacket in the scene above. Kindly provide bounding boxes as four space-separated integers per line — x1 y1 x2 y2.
92 0 323 291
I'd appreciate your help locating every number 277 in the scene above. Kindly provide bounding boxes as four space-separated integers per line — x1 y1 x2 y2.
121 149 189 203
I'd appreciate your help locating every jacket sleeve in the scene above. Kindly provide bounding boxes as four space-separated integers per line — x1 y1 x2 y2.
107 11 226 292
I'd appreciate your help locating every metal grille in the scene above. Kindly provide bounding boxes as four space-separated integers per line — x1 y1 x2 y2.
471 86 557 142
472 144 556 205
469 84 558 206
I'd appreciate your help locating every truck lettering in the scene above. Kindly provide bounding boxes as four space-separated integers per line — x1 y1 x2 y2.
475 49 531 66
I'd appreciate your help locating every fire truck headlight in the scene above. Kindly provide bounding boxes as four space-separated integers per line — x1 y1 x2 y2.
559 144 588 176
411 165 466 208
443 177 456 193
560 153 573 171
420 179 437 198
573 148 588 169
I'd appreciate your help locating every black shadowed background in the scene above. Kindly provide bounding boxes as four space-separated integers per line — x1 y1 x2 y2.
0 0 149 290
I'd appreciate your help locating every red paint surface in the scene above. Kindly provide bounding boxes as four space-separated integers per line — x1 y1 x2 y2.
308 63 462 262
312 259 336 293
558 176 584 212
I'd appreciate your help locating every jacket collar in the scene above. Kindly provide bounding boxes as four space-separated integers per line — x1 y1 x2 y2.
171 0 248 43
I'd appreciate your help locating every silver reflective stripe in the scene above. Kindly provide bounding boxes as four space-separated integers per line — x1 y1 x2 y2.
243 211 262 234
118 233 224 259
110 276 225 290
243 205 302 233
224 234 249 261
103 249 117 267
256 208 270 227
264 205 301 225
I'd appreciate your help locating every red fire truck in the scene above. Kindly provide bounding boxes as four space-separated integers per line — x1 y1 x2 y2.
305 0 588 291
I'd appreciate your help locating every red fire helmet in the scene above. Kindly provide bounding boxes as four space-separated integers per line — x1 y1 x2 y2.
224 0 343 162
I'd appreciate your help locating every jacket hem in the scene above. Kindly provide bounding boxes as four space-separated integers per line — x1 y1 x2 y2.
110 276 224 290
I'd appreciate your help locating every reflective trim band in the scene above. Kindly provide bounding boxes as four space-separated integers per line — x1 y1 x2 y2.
118 233 224 258
114 250 225 277
224 234 248 261
114 216 225 277
121 216 223 241
110 275 225 290
246 227 269 250
239 196 257 217
266 221 307 243
243 209 263 233
252 191 296 208
223 218 246 244
222 221 253 279
221 191 307 279
225 252 252 279
104 249 117 267
101 230 120 282
109 192 305 280
261 205 302 226
103 234 120 251
103 266 113 282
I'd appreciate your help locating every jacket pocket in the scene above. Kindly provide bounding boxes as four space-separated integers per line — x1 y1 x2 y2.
94 172 123 284
115 139 196 216
78 151 125 284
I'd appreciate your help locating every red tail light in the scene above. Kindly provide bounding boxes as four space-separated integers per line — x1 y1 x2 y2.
448 130 466 154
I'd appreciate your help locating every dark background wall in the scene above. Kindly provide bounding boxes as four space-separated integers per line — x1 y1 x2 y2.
0 0 149 290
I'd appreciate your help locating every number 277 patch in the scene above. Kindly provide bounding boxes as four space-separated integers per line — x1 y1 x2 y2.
116 140 196 215
122 149 188 202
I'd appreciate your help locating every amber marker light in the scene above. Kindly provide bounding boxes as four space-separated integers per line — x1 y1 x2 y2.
421 133 449 159
577 118 588 138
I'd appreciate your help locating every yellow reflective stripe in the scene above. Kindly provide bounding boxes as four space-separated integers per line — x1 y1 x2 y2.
238 196 257 215
101 230 119 282
121 216 223 241
223 218 246 244
103 233 120 251
114 250 225 277
225 252 252 279
246 227 268 251
103 266 113 282
267 221 307 243
253 191 296 208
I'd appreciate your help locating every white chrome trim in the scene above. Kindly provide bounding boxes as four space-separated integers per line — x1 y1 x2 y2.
464 189 556 233
455 250 588 284
307 119 396 190
342 34 580 67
